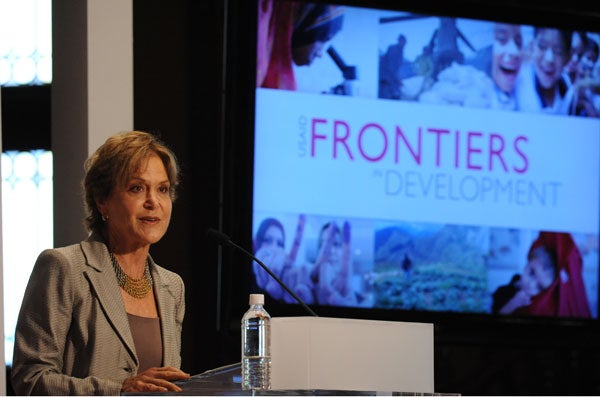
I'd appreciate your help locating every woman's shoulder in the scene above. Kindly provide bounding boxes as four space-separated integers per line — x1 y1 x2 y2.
150 259 184 286
30 243 89 284
152 262 180 277
38 242 85 264
36 234 106 271
151 262 185 299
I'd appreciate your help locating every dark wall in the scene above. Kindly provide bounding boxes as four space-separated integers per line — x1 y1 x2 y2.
132 0 228 376
132 0 253 377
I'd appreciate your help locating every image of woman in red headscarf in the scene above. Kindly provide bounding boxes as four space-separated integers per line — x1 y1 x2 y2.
257 0 344 90
492 231 592 318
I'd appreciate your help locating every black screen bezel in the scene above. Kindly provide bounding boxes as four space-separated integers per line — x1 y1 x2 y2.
217 0 600 341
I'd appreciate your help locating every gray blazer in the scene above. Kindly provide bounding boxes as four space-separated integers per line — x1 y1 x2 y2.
11 233 185 395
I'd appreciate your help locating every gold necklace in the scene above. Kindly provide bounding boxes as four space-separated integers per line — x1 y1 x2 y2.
109 252 153 299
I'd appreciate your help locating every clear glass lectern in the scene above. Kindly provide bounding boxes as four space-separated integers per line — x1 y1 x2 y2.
147 362 457 396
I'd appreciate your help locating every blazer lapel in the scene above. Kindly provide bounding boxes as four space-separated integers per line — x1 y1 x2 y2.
151 259 177 366
80 236 138 364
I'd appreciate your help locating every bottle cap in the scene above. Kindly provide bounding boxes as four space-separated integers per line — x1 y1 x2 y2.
249 294 264 305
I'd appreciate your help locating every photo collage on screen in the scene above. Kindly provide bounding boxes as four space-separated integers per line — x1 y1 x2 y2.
253 1 600 319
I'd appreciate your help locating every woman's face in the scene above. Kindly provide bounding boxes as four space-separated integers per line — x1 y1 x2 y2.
260 225 285 252
320 224 342 266
564 32 585 76
577 48 599 78
330 230 343 266
292 40 327 66
532 29 569 89
97 154 172 252
521 248 555 297
492 23 523 94
256 0 274 85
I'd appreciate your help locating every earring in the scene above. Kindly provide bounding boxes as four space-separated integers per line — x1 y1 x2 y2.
101 214 108 222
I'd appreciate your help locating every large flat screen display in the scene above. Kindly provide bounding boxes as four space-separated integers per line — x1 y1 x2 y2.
250 0 600 320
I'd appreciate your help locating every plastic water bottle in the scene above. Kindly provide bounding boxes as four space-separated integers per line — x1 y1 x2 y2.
241 293 271 390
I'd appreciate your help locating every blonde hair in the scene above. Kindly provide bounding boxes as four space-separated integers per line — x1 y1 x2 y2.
82 130 180 234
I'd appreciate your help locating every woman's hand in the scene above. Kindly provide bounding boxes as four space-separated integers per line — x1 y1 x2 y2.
121 366 190 393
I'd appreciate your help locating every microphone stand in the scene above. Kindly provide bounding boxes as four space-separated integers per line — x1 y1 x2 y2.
208 229 318 317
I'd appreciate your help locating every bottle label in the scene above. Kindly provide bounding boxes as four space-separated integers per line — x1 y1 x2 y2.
243 317 270 357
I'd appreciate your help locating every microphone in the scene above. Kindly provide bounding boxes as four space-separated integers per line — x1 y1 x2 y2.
206 228 318 317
